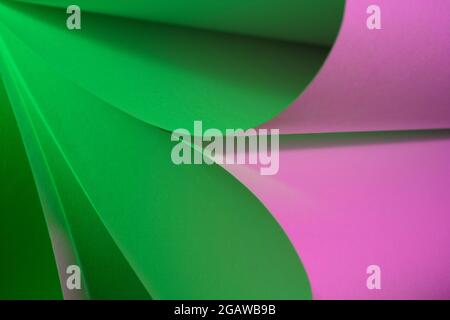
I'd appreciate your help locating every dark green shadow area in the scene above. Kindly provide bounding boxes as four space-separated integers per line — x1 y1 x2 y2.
12 0 345 46
0 77 62 299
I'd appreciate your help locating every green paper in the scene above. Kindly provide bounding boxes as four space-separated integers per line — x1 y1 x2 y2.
0 77 62 299
0 0 345 299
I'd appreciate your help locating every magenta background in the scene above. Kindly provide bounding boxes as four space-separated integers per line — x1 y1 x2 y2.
225 135 450 299
225 0 450 299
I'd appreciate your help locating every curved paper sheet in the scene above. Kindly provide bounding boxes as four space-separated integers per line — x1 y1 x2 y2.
262 0 450 134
